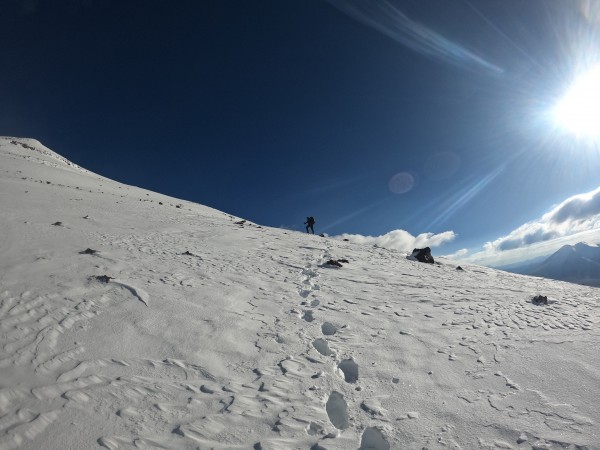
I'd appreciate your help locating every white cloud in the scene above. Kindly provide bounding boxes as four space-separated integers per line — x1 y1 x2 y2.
488 186 600 252
442 248 469 260
457 186 600 266
334 229 456 252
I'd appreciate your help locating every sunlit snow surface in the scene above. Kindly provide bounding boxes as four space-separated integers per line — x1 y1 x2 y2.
1 137 600 449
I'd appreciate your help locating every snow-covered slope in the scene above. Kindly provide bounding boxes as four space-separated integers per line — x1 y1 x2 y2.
531 242 600 287
1 137 600 450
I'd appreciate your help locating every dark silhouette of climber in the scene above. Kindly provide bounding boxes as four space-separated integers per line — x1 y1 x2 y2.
304 216 315 234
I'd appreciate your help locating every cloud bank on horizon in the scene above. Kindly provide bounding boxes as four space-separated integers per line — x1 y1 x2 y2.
336 186 600 266
455 186 600 265
334 229 456 253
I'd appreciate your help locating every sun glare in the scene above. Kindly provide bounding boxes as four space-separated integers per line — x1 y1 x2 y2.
554 64 600 138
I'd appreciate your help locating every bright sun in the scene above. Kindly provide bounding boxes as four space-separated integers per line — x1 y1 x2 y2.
554 64 600 138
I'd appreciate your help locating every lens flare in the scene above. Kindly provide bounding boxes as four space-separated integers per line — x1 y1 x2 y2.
326 0 502 75
388 172 415 194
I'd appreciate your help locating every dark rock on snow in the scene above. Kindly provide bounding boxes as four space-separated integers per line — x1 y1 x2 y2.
411 247 434 264
93 275 114 283
325 259 343 268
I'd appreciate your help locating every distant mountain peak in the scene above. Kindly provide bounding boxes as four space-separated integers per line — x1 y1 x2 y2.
531 241 600 287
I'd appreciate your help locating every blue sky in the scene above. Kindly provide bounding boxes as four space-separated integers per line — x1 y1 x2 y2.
3 0 600 266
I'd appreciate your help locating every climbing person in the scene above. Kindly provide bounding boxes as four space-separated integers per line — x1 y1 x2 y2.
304 216 315 234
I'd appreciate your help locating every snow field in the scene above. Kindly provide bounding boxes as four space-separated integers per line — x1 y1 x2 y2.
1 137 600 449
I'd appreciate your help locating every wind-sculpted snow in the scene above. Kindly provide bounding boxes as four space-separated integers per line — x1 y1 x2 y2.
1 138 600 449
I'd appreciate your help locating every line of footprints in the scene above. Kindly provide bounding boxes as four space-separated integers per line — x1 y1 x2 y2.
298 249 390 450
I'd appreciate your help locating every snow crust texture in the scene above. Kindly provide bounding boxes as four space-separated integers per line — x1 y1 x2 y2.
1 136 600 449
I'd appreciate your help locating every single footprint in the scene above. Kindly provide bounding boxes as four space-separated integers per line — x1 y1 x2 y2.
326 391 349 429
321 322 337 336
312 338 333 356
358 427 390 450
338 358 359 383
302 310 315 322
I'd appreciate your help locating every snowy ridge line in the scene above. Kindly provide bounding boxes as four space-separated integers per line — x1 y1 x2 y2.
1 136 84 171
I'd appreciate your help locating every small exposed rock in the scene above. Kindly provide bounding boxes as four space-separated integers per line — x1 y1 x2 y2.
93 275 114 283
325 259 343 268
